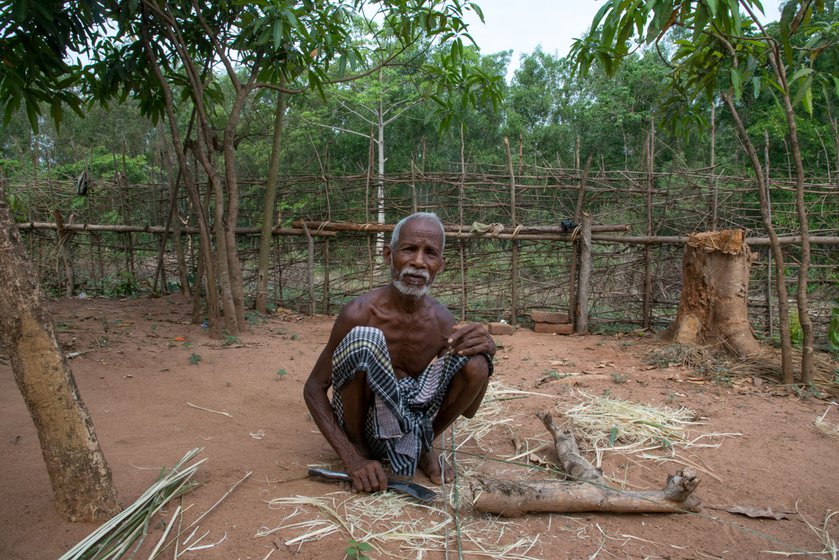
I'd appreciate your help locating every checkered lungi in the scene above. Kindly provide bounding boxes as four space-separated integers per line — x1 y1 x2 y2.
331 326 469 476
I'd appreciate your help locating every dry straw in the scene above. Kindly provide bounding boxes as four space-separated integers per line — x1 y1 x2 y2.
814 406 839 438
557 391 737 466
264 491 541 559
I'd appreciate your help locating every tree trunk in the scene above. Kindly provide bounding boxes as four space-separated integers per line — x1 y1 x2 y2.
659 230 762 357
54 209 74 298
221 81 252 330
141 25 220 337
0 186 120 523
722 93 794 381
769 50 814 384
255 86 286 314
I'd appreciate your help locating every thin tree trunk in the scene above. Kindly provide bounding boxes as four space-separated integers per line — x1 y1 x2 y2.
322 177 331 314
576 213 592 334
505 137 519 326
764 131 773 339
769 51 814 384
140 24 220 337
155 122 190 295
54 210 74 298
643 121 655 329
568 154 592 328
710 103 718 230
221 81 253 330
459 123 467 322
302 222 315 316
256 86 286 314
722 92 794 382
0 186 120 522
376 77 386 257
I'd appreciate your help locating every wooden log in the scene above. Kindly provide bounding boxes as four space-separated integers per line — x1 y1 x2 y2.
472 471 701 518
471 412 701 517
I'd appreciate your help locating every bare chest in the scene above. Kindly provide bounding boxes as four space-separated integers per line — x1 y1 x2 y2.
370 317 447 378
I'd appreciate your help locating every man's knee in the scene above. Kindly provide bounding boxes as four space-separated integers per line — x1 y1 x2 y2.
462 354 491 385
459 355 490 419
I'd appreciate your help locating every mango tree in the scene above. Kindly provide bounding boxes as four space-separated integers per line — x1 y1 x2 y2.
571 0 839 384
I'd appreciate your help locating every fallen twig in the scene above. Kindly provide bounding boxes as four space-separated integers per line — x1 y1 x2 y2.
186 402 232 418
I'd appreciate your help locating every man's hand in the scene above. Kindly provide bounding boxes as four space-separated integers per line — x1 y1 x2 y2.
447 323 496 357
346 456 389 493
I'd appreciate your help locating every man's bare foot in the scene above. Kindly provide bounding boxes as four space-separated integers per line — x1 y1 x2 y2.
418 450 454 485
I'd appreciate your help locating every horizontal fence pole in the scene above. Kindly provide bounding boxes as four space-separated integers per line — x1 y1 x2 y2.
16 222 336 237
592 234 839 245
19 222 839 246
293 219 629 234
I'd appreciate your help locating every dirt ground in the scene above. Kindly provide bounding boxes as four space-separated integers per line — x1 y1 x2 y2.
1 294 838 560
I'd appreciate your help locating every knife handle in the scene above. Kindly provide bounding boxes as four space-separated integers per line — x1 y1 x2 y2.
308 467 352 482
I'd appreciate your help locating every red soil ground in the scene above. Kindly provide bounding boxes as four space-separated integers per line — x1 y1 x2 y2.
1 294 837 559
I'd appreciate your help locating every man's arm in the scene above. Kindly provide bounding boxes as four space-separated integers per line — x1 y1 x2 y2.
302 305 389 493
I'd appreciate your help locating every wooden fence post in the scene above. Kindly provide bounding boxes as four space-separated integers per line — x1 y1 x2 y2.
302 222 315 316
459 123 467 322
642 120 655 330
505 137 519 326
569 155 592 328
576 213 592 334
764 130 774 338
322 177 331 314
54 209 74 298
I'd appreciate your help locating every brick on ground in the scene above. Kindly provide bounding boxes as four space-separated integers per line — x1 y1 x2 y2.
530 310 570 324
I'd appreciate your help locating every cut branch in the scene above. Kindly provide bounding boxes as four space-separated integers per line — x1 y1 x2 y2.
471 413 701 517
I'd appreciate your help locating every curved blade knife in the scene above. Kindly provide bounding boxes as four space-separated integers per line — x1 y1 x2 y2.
307 467 437 503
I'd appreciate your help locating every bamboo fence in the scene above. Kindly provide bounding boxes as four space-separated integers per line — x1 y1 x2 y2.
7 160 839 346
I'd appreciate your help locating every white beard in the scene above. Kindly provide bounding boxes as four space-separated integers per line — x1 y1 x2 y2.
392 265 431 298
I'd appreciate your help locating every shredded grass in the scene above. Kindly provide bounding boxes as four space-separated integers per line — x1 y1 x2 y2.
455 380 551 449
814 406 839 438
557 391 730 466
265 490 541 559
763 506 838 559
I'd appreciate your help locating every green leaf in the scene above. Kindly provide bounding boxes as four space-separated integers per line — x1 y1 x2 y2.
803 82 813 115
273 20 284 49
25 99 40 133
730 67 743 101
792 75 814 113
790 67 814 82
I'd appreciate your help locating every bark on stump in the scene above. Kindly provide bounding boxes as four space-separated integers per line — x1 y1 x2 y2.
472 413 701 517
659 230 762 357
0 188 120 522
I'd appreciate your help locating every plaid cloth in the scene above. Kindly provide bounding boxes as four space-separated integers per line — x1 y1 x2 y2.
331 326 468 476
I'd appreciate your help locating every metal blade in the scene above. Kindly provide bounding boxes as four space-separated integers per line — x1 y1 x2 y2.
307 467 437 502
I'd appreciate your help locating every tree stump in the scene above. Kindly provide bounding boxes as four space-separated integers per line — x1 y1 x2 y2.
659 230 762 357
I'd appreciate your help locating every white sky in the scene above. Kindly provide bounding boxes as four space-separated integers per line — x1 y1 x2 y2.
463 0 783 78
